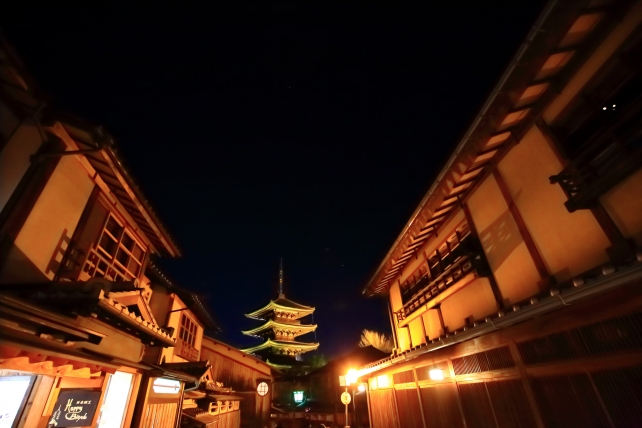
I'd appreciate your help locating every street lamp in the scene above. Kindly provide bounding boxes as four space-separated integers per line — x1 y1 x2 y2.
339 368 371 428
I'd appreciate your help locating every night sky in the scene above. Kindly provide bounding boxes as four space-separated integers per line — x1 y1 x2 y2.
2 2 545 358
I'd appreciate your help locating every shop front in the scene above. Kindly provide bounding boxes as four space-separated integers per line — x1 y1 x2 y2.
0 283 176 428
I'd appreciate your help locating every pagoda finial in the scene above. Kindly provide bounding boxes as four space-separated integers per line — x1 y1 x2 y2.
278 258 284 296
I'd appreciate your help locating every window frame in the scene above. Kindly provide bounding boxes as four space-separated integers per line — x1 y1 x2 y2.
90 213 146 281
179 312 198 348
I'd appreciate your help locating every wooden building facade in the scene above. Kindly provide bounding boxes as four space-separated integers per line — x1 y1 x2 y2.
200 336 273 428
0 33 181 428
0 34 270 428
357 1 642 427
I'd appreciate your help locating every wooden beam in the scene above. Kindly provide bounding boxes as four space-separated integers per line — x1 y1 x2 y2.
461 199 505 308
492 168 552 290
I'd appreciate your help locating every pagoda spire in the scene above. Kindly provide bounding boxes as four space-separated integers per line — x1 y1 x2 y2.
278 258 284 296
242 260 319 368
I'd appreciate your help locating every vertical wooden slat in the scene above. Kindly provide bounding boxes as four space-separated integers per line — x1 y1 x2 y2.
586 372 616 428
413 368 428 428
447 358 468 428
486 380 537 428
458 382 497 428
508 341 546 428
420 385 465 428
591 366 642 428
395 388 423 428
531 374 611 428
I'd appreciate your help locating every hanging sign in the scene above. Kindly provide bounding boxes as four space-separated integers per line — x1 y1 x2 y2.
340 391 351 405
48 390 101 427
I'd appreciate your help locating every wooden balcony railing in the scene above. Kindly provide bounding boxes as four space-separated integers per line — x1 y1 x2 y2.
550 92 642 212
550 139 642 212
175 337 200 361
396 234 490 322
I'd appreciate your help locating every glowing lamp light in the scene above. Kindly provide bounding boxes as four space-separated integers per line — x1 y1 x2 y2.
346 369 358 385
376 374 390 388
428 367 445 381
257 381 269 397
358 384 366 393
152 378 181 394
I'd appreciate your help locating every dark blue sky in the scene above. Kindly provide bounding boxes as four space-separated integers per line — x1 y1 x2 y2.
1 2 545 357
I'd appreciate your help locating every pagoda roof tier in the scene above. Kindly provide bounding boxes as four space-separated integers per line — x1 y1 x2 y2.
241 320 317 338
241 339 319 356
245 294 314 321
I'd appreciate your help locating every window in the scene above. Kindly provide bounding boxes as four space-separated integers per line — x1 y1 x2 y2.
83 214 146 281
97 371 134 428
179 313 197 347
293 391 304 403
0 375 35 428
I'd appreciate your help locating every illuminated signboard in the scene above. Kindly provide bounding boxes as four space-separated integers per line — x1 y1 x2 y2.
152 378 181 394
49 390 101 427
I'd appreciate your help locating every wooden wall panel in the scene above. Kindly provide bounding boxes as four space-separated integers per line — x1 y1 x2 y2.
497 125 610 282
467 174 541 305
395 388 423 428
219 410 241 428
458 382 496 428
12 155 95 280
440 277 498 331
485 380 536 428
141 403 177 428
0 119 43 214
420 384 464 428
600 167 642 246
530 374 610 428
370 389 399 428
592 366 642 427
200 347 263 391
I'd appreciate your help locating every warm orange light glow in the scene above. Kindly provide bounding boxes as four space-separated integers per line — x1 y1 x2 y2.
429 368 445 381
346 368 358 385
376 374 390 388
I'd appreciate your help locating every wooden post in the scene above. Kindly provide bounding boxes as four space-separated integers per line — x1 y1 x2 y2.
508 341 545 428
412 368 428 428
447 358 468 428
365 383 373 428
345 387 349 428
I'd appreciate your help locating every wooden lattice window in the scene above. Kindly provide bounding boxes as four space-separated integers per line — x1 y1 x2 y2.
180 313 198 347
83 214 146 281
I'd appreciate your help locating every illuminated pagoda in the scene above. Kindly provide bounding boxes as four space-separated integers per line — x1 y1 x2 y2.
241 260 319 367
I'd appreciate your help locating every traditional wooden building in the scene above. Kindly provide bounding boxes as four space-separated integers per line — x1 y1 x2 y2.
242 262 318 370
0 33 275 428
356 1 642 427
0 35 180 428
200 336 273 428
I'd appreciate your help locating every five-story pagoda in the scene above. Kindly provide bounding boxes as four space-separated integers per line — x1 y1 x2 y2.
241 260 319 367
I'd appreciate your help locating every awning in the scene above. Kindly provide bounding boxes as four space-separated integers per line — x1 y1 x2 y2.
0 339 120 378
2 281 175 347
150 361 211 383
205 394 244 402
0 293 105 345
181 408 220 427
